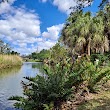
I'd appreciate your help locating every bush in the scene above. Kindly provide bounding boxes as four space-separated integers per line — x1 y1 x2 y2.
9 57 110 109
90 54 109 66
72 57 110 92
9 64 73 110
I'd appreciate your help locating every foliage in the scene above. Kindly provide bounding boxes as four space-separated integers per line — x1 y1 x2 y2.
9 56 110 109
60 4 110 56
72 57 110 92
27 49 50 61
9 64 74 110
27 43 68 64
90 53 110 66
0 55 22 69
43 102 54 110
10 51 20 55
0 40 11 54
9 2 110 110
37 49 50 60
50 43 68 64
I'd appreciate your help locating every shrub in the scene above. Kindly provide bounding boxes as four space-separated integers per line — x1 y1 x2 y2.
72 57 110 93
9 64 73 110
9 57 110 109
90 54 109 66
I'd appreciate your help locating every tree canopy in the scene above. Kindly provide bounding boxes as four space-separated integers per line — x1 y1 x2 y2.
0 40 11 54
60 4 110 56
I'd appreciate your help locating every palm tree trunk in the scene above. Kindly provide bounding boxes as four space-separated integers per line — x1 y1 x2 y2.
87 39 91 56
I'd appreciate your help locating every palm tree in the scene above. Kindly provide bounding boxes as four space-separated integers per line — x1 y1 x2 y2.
60 8 109 56
91 13 109 54
61 11 93 56
61 11 84 54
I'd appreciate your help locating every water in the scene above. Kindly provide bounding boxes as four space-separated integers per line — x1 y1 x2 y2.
0 62 44 110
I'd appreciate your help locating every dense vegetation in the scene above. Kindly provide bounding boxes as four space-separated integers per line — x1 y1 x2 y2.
27 43 68 63
0 40 20 55
0 40 22 69
27 49 50 61
9 56 110 110
9 1 110 110
61 5 110 56
0 40 11 54
0 55 22 69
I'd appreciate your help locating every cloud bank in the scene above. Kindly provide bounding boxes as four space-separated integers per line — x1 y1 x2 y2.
0 1 64 54
40 0 77 14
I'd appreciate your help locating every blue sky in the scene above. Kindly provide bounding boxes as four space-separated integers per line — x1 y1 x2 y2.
0 0 102 55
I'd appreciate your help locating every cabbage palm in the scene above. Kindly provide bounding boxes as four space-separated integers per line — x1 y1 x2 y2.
91 13 109 54
60 9 109 56
61 11 93 55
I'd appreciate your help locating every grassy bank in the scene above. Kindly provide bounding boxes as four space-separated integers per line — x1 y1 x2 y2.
23 58 42 62
0 55 23 69
78 88 110 110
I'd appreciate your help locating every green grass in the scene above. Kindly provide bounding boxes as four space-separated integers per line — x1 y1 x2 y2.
24 58 42 62
0 54 23 69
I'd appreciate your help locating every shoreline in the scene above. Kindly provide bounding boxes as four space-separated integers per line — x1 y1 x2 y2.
0 55 23 70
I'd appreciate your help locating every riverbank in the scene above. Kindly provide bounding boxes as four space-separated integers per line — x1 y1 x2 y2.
60 81 110 110
0 55 23 69
24 58 43 62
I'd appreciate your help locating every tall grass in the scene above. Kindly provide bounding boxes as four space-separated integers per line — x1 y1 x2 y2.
0 55 22 69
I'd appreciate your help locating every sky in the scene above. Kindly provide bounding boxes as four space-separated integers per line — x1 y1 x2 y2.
0 0 102 55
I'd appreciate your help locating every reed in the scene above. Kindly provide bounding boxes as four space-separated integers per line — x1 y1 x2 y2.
0 55 23 69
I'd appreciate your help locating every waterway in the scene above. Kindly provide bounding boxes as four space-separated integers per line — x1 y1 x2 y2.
0 62 43 110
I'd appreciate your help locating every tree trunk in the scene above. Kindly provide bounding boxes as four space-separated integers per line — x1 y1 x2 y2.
87 39 91 56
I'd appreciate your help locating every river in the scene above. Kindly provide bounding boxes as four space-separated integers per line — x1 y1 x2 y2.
0 62 44 110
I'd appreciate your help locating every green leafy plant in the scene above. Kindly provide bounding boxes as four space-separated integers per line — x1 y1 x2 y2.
9 64 73 110
43 102 54 110
9 57 110 110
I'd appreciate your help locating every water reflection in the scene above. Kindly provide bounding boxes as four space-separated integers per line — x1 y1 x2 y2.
0 66 21 79
32 62 45 74
0 62 43 110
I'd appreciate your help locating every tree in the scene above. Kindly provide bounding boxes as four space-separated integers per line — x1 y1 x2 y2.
0 40 11 54
50 43 68 63
10 51 20 55
60 6 110 56
28 49 50 61
31 52 38 60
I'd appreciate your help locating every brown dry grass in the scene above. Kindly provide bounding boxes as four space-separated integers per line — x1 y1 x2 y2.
0 55 22 69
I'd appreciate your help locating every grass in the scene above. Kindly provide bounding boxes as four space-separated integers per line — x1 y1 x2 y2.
77 81 110 110
24 58 42 62
0 54 23 69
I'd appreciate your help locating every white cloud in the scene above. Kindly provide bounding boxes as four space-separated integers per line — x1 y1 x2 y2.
53 0 77 14
42 24 64 40
40 0 92 14
0 6 41 54
40 0 77 14
0 0 16 14
13 47 36 55
13 40 56 55
38 40 56 50
0 1 64 55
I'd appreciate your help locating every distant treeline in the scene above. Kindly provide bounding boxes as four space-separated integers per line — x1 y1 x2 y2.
26 49 50 61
